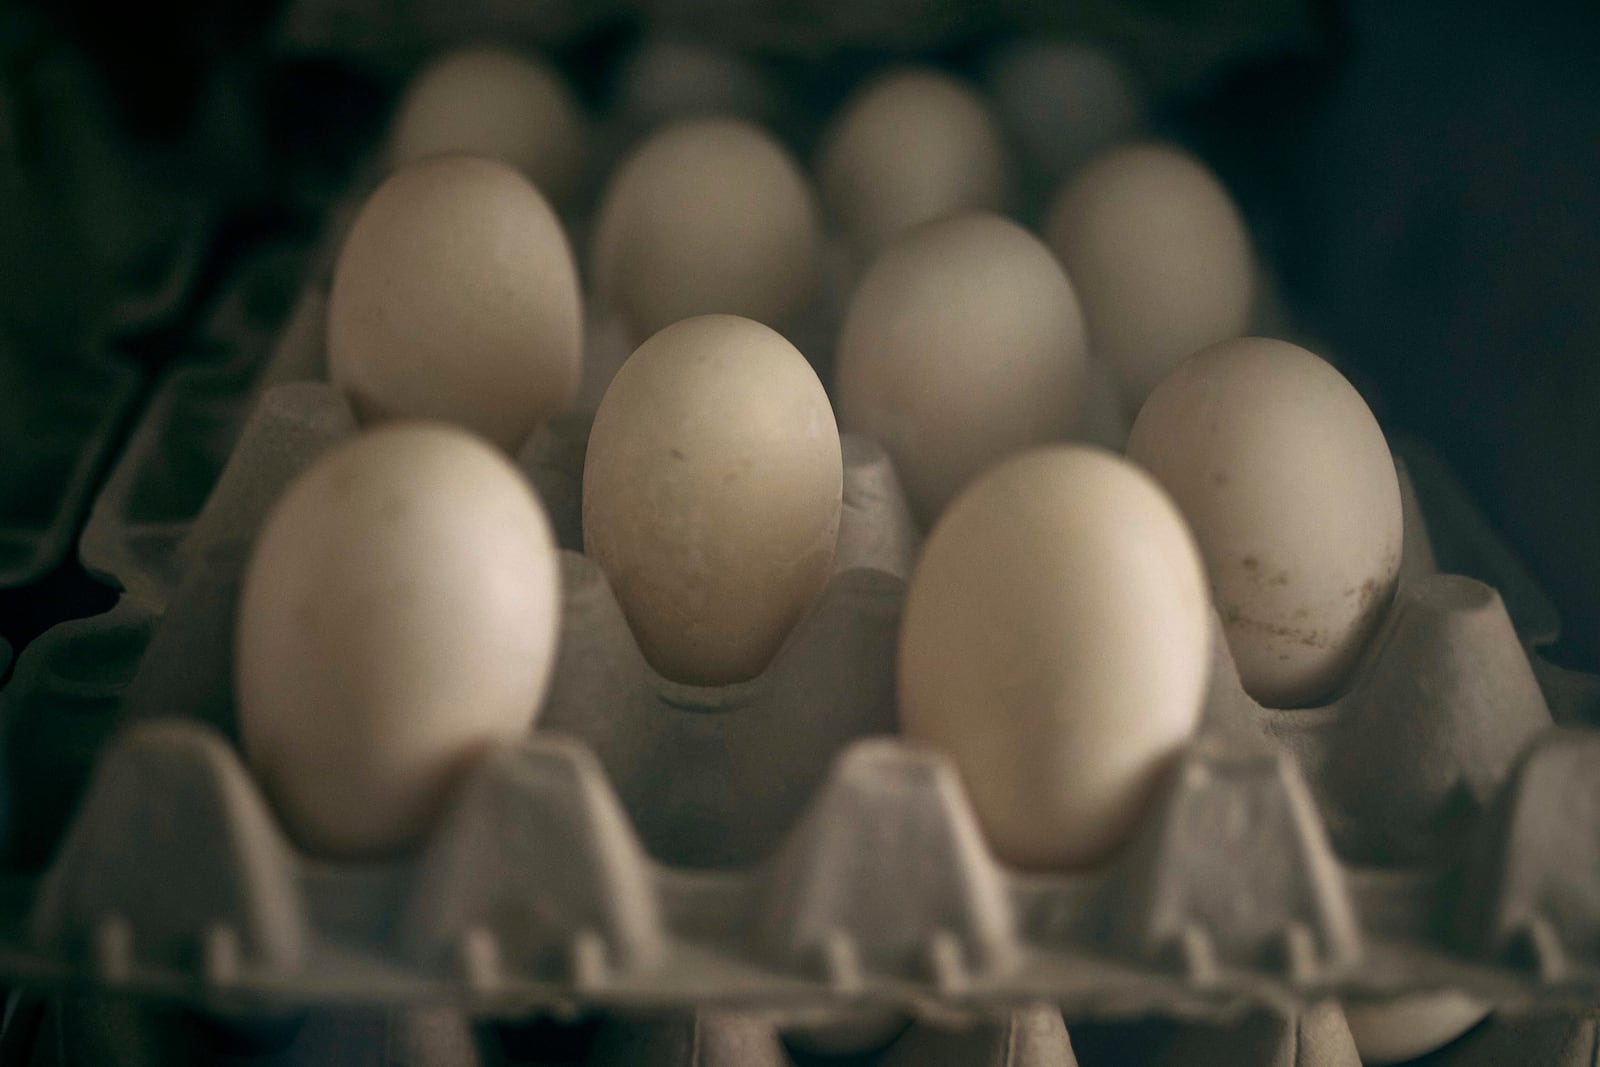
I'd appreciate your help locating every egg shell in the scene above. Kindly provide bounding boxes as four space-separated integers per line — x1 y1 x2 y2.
817 68 1008 254
1045 141 1256 413
583 314 842 687
1343 993 1490 1064
387 47 588 205
835 212 1088 526
328 155 582 451
897 446 1212 870
1126 336 1403 708
591 118 821 342
984 41 1144 179
235 422 562 857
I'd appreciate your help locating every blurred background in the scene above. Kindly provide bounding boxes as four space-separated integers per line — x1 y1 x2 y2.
1 0 1597 674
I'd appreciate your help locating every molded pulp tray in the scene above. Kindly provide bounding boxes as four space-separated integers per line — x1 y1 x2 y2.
0 345 140 591
6 55 1600 1067
3 339 1600 1031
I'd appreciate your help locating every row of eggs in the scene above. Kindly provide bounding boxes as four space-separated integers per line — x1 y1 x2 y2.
226 43 1446 1064
240 44 1405 868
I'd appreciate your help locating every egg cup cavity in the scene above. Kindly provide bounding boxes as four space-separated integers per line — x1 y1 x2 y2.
0 345 140 592
1451 729 1600 975
0 601 159 872
78 245 338 609
29 719 310 981
752 737 1020 985
1195 448 1557 869
543 551 902 867
106 203 215 337
398 735 667 984
1088 737 1363 982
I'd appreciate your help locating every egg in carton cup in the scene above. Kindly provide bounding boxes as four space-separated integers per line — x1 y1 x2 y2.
8 42 1600 1067
2 309 1600 1053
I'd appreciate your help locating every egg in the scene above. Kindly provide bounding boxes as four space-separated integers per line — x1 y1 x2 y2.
591 118 821 343
835 212 1089 525
817 69 1007 255
1126 337 1403 708
387 46 588 204
583 314 842 686
898 446 1212 870
235 423 562 857
1044 142 1256 413
1343 993 1490 1064
984 41 1143 179
328 155 582 451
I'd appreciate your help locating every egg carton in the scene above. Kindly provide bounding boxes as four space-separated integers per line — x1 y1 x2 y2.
0 344 141 590
1 353 1598 1044
78 239 321 608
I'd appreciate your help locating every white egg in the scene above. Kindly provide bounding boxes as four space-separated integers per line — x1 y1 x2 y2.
591 118 821 343
1126 337 1403 708
817 69 1008 255
387 46 588 204
583 314 842 686
1045 142 1256 413
328 155 583 452
984 41 1143 179
898 446 1212 870
1343 993 1490 1065
236 423 562 857
835 212 1089 526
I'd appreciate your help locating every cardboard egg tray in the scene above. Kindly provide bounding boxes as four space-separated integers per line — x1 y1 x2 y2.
0 347 140 590
0 38 220 592
5 34 1600 1063
1 195 1599 1067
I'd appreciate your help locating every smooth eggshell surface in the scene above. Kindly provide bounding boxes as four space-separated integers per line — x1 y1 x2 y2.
235 423 562 857
836 212 1088 526
1126 337 1403 708
328 155 582 451
591 118 821 342
1342 993 1490 1065
387 47 588 204
1045 142 1255 414
817 69 1007 255
583 314 842 686
898 446 1212 870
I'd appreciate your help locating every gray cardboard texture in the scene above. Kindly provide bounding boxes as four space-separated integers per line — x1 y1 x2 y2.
78 243 317 607
0 346 140 589
6 59 1600 1066
4 368 1600 1037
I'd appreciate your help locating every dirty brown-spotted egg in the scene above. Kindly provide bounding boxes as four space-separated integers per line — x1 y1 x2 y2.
592 118 821 343
1127 336 1403 708
817 68 1008 255
835 211 1088 526
387 46 588 205
328 155 583 451
236 423 562 857
1045 141 1255 414
898 446 1212 870
583 314 842 687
